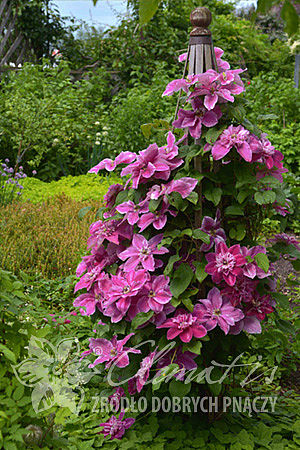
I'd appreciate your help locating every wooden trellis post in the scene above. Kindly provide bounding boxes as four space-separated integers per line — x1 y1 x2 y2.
175 7 217 229
188 8 217 229
0 0 34 71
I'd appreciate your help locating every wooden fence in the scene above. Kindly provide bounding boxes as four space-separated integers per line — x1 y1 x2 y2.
0 0 34 70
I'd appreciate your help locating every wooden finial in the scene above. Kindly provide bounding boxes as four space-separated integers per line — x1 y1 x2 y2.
190 7 212 36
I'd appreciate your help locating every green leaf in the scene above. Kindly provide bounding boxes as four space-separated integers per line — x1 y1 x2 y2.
204 186 222 206
170 264 194 298
229 223 246 241
192 229 210 244
271 293 290 309
141 123 153 139
254 253 269 273
13 385 24 401
115 190 128 205
164 254 181 276
254 192 265 205
131 311 154 329
194 261 208 284
254 190 276 205
281 1 299 36
263 190 276 204
139 0 161 25
257 0 275 14
276 319 295 336
0 344 16 364
148 198 161 212
182 297 193 312
183 340 202 355
95 206 107 219
225 205 244 216
78 206 92 219
205 127 224 144
237 190 251 204
186 191 198 205
169 379 191 397
152 364 179 391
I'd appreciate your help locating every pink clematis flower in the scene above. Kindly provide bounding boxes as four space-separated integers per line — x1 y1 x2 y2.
190 69 244 110
108 387 125 409
99 411 135 440
121 143 182 189
221 277 259 307
74 265 106 292
104 270 148 314
173 97 222 139
244 293 274 320
138 275 172 313
87 333 140 369
148 177 198 202
215 47 230 71
116 200 149 225
256 162 288 183
267 233 300 252
229 316 262 335
273 201 291 217
241 246 271 279
199 209 226 252
251 134 284 169
162 77 192 96
138 200 176 232
100 271 149 323
159 131 179 159
178 52 188 62
158 308 207 343
211 125 252 162
118 234 168 272
205 241 246 286
104 184 124 208
76 243 123 278
87 219 132 249
128 351 157 394
194 287 244 335
73 282 106 315
89 152 136 174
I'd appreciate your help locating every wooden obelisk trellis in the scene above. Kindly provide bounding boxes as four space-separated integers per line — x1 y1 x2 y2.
0 0 34 71
189 8 217 229
175 7 217 229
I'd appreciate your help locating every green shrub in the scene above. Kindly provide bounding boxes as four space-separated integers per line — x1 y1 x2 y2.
0 195 101 278
0 62 109 180
103 65 177 156
212 15 292 78
21 173 121 203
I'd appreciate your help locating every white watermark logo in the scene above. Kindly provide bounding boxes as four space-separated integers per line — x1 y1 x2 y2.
12 336 98 414
11 336 279 415
92 395 278 417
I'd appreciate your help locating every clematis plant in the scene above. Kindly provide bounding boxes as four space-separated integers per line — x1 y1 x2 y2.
73 45 299 440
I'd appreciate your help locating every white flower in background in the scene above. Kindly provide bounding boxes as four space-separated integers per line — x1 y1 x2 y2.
96 132 101 137
53 138 59 145
95 141 101 146
95 121 100 126
9 62 16 68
